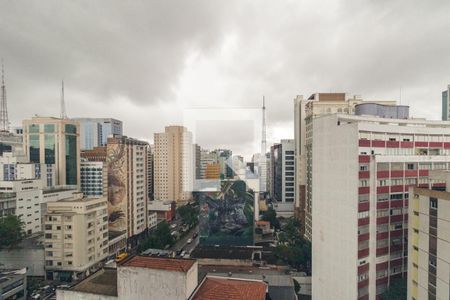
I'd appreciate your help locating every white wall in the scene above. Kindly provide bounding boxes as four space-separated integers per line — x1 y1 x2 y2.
117 263 198 300
312 115 359 300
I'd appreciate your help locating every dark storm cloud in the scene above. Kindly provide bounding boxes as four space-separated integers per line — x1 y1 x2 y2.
1 0 449 157
0 1 234 104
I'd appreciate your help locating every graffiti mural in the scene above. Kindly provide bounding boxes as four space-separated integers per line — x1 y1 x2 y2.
106 142 128 233
198 180 254 246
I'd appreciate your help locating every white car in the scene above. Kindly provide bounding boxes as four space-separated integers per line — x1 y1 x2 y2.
180 250 186 257
187 238 192 244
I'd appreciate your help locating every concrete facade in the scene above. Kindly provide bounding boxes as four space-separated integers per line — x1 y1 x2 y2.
154 126 194 204
44 195 109 281
408 171 450 300
311 114 450 299
293 93 397 241
270 139 295 217
80 161 106 198
106 136 148 239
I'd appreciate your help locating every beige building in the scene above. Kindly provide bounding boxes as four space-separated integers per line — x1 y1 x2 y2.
44 194 109 281
154 126 193 204
106 136 148 240
408 171 450 300
22 117 80 186
293 93 396 240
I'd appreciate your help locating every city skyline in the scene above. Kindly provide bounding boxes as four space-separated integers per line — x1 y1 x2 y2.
1 1 450 159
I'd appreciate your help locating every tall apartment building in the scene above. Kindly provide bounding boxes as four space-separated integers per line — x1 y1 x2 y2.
442 85 450 121
194 144 201 180
269 139 295 217
147 145 154 201
73 118 122 150
44 194 109 281
311 109 450 299
106 136 148 240
22 117 80 186
154 126 193 204
80 160 106 198
408 171 450 300
294 93 397 240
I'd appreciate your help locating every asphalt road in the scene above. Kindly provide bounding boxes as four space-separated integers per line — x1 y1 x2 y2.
171 225 199 255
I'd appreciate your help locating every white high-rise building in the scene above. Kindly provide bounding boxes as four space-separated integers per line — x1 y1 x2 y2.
154 126 193 204
311 109 450 299
293 93 397 240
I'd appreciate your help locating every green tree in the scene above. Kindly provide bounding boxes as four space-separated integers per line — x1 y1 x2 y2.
381 278 407 300
262 207 280 230
177 204 198 227
275 217 311 273
0 215 25 248
139 221 174 251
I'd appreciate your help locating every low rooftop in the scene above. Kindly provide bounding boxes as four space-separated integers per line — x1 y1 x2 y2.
191 246 262 260
121 256 196 273
190 276 267 300
69 268 117 297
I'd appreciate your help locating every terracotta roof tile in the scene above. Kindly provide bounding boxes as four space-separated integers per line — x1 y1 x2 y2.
192 276 267 300
121 256 195 273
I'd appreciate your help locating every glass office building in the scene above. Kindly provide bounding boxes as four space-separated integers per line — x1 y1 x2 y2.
23 117 80 186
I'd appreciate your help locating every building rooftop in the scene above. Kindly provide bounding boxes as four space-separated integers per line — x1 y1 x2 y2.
191 276 267 300
191 246 262 260
121 256 196 273
43 187 78 194
69 268 117 297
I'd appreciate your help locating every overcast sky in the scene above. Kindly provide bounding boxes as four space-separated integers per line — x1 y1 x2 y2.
1 0 450 159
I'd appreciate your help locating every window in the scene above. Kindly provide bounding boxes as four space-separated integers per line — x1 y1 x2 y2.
359 180 369 187
430 197 438 209
360 165 369 171
358 211 369 219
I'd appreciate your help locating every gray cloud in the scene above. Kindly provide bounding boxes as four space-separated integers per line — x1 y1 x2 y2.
1 0 450 158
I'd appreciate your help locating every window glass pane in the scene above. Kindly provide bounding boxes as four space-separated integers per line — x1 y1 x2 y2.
65 135 77 184
29 124 40 133
29 134 40 163
65 124 77 134
44 124 55 133
45 135 55 164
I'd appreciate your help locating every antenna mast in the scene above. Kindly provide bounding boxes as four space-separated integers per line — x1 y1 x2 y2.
0 59 9 132
60 80 67 119
261 96 267 155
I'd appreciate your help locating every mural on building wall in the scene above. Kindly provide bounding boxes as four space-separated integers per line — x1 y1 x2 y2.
106 142 128 233
198 180 254 246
